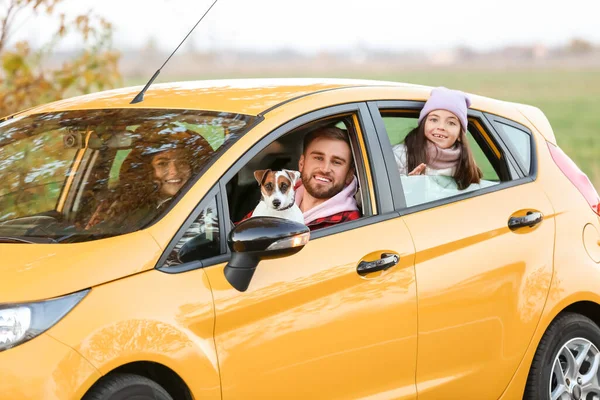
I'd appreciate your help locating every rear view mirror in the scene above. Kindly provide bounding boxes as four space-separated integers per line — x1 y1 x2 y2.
63 131 133 150
105 132 133 149
224 217 309 292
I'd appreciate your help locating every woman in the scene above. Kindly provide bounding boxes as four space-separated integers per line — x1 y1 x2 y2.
86 131 209 231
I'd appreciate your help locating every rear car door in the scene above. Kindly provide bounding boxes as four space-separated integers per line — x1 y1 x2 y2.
370 101 555 399
203 103 419 399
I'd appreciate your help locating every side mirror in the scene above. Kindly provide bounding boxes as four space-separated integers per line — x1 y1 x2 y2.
224 217 310 292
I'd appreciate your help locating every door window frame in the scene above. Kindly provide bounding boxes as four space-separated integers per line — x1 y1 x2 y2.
156 183 230 273
219 102 397 242
368 100 537 214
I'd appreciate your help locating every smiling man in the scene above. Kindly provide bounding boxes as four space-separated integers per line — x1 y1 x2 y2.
240 126 361 230
294 126 360 230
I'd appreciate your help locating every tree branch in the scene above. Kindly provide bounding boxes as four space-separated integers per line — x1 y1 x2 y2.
0 2 18 53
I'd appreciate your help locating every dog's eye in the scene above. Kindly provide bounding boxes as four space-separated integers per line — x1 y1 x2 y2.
280 183 288 191
265 183 273 191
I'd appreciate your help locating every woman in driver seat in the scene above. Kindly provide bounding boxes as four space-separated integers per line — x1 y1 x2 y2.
86 131 209 231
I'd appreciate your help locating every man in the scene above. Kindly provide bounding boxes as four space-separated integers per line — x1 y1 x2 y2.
294 126 360 230
241 126 360 230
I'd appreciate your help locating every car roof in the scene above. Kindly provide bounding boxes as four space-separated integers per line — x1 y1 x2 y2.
17 78 418 117
8 78 556 144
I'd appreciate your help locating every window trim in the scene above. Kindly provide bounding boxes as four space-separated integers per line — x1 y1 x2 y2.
350 113 376 216
156 183 227 273
57 147 91 214
367 102 409 210
370 100 536 215
467 119 508 180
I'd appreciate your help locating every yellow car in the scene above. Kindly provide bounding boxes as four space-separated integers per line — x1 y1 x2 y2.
1 79 600 400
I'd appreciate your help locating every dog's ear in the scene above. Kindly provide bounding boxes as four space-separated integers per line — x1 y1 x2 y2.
253 169 271 186
283 169 301 185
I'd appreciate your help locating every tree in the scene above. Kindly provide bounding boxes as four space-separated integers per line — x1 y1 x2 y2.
567 37 594 55
0 0 121 117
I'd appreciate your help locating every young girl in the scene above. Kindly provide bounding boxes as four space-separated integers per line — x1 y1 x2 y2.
393 87 482 190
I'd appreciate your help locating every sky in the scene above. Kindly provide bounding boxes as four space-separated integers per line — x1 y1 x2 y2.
8 0 600 54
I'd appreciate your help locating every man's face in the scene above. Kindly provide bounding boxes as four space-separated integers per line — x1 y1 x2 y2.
299 136 354 200
151 149 192 197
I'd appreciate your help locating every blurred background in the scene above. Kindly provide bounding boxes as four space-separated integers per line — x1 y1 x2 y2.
1 0 599 188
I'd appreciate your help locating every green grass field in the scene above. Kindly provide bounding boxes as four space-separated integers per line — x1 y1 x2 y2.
130 68 600 189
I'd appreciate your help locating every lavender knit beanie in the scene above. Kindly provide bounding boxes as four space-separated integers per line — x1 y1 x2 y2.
418 87 472 131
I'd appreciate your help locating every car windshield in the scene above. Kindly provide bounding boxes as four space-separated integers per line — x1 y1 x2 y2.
0 108 259 243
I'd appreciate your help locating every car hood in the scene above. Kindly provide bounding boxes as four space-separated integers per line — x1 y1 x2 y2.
0 230 162 303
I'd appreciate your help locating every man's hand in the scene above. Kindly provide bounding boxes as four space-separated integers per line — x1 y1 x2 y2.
408 163 426 176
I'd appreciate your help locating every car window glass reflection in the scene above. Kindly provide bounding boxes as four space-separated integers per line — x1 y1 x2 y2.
0 109 257 243
163 196 220 267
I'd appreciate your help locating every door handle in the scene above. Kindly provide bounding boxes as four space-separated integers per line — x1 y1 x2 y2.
508 211 543 230
357 253 400 274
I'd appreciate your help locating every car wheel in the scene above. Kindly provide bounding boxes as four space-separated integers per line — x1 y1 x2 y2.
83 373 173 400
525 312 600 400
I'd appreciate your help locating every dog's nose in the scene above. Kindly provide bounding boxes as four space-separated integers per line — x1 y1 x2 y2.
272 199 281 208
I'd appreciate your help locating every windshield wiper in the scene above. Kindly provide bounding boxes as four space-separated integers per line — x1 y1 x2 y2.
55 232 115 244
0 236 57 244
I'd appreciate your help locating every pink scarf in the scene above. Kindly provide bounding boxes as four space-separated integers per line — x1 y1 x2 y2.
426 141 461 170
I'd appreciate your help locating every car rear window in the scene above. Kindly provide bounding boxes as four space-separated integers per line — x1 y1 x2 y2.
0 108 259 243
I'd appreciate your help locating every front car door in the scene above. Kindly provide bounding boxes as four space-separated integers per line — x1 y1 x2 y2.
203 103 419 399
370 100 555 399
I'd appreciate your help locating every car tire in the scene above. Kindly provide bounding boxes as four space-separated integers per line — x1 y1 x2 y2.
83 373 173 400
524 312 600 400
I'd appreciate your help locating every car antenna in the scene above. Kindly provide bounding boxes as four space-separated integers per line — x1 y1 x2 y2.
130 0 219 104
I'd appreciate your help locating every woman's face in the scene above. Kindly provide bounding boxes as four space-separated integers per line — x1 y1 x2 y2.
151 149 192 197
423 109 462 149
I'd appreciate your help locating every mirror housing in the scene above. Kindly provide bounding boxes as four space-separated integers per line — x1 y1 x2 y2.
224 217 310 292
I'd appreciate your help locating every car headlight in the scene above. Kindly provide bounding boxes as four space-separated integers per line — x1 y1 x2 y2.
0 289 89 352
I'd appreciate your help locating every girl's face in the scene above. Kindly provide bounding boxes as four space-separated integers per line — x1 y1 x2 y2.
151 149 192 198
423 109 462 149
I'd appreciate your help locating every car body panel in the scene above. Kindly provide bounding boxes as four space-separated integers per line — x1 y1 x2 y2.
14 79 404 118
516 103 557 144
204 218 418 399
498 116 600 398
46 268 221 399
0 333 100 399
405 180 555 399
0 230 161 303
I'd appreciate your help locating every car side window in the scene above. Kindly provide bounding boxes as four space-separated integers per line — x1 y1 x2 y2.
494 122 532 175
381 110 509 208
225 113 373 230
383 115 499 181
161 195 220 268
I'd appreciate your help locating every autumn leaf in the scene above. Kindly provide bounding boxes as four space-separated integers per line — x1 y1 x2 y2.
2 53 27 75
0 0 122 117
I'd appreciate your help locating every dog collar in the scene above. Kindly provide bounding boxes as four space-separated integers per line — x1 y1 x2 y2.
279 195 296 211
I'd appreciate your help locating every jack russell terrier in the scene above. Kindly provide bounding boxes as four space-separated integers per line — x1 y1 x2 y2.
252 169 304 224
